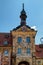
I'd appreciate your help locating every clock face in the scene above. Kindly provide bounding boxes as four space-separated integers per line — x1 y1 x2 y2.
22 26 26 32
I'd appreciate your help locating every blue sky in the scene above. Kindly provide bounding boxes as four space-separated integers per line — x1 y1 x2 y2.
0 0 43 44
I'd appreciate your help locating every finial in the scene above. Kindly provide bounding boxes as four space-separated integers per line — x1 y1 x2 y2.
20 4 27 26
23 3 24 10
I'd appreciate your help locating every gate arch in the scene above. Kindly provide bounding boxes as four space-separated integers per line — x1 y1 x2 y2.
18 61 29 65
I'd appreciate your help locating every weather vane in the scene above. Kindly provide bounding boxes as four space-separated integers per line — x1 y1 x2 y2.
23 3 24 10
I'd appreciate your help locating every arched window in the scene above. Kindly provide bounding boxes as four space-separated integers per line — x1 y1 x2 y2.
4 50 9 56
18 37 22 43
26 37 30 43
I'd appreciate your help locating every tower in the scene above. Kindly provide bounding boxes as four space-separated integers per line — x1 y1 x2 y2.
12 4 37 65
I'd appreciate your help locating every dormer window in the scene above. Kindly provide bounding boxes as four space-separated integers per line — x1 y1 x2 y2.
18 37 22 43
4 41 8 45
5 34 9 38
26 37 30 43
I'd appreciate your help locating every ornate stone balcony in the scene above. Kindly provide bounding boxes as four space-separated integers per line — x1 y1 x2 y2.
16 53 32 58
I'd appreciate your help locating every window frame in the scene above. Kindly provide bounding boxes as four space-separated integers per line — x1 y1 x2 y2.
26 48 30 54
26 37 30 43
38 61 41 65
17 48 22 54
17 37 22 43
3 41 8 45
4 50 9 56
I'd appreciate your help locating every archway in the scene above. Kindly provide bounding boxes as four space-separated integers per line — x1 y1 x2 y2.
18 61 29 65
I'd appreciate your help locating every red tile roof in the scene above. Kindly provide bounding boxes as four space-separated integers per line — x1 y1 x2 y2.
35 45 43 58
0 33 12 46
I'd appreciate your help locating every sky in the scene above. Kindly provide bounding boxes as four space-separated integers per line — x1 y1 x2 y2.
0 0 43 44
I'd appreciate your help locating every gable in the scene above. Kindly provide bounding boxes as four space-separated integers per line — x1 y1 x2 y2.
12 25 37 32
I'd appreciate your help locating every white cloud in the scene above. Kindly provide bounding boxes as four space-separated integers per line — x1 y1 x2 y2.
31 26 37 31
